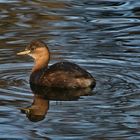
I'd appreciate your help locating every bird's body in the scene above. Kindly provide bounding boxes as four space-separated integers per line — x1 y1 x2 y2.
17 40 96 89
30 61 95 88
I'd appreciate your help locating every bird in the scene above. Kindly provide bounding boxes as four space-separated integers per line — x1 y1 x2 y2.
17 40 96 89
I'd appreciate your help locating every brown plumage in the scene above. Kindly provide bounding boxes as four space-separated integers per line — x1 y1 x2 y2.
17 40 96 89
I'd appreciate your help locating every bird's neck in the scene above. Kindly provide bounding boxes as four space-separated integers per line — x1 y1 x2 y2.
32 55 50 72
32 94 49 115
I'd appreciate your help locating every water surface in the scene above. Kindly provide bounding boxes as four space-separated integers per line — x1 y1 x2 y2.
0 0 140 139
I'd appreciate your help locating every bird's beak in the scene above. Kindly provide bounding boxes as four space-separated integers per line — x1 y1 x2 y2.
20 108 30 114
17 50 31 55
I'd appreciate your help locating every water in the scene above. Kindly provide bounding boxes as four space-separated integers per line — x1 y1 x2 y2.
0 0 140 139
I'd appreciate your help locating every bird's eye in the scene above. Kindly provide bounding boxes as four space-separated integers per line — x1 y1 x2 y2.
30 46 36 51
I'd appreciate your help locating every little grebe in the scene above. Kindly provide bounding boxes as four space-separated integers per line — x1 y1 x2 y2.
17 40 96 89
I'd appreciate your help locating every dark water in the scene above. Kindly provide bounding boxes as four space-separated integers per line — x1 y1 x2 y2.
0 0 140 139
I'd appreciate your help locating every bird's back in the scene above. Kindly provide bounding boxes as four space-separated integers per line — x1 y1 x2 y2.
39 61 96 88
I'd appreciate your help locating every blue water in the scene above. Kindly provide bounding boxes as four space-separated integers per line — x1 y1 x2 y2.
0 0 140 139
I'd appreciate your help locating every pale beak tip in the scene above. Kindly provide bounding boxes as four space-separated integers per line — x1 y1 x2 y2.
17 50 30 55
17 52 22 55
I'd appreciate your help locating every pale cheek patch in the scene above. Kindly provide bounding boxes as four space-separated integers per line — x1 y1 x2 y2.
28 48 46 59
28 53 36 59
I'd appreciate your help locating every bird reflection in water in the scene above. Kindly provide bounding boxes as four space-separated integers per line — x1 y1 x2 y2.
20 84 93 122
20 94 49 122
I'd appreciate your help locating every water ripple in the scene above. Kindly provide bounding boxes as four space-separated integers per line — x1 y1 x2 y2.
0 0 140 139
